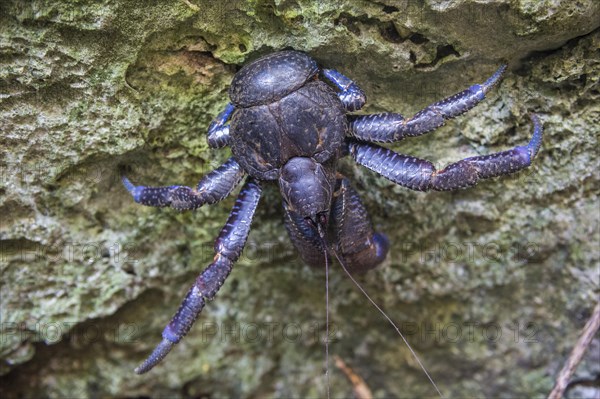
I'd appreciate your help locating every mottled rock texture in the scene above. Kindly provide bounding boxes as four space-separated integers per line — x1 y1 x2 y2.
1 1 598 398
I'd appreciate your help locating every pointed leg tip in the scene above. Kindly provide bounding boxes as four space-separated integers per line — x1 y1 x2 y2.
525 113 543 159
134 360 152 375
120 174 130 183
133 338 175 375
121 174 136 193
528 113 543 137
482 64 509 93
497 64 508 78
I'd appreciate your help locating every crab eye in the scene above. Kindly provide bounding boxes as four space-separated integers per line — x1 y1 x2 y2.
317 212 328 226
304 213 328 232
304 217 317 228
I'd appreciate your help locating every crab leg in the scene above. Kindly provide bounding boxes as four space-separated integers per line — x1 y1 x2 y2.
349 114 542 191
321 69 367 112
207 103 235 148
331 177 389 273
122 157 244 210
135 178 262 374
348 65 507 143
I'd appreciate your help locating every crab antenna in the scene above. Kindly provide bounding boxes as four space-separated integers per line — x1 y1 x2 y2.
316 223 331 399
330 249 445 399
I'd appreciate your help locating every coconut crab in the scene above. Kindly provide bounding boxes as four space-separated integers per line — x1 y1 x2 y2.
121 50 542 379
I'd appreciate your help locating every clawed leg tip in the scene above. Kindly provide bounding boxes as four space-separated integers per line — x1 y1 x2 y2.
524 113 543 159
527 113 543 135
482 64 508 93
133 360 155 375
134 360 154 374
121 174 135 193
133 338 176 375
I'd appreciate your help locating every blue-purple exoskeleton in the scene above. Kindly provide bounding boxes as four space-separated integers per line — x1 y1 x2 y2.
122 50 543 374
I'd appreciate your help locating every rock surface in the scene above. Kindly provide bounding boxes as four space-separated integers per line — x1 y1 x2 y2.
1 0 598 398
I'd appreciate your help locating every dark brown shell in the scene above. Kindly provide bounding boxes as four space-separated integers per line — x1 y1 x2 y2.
229 51 319 108
229 80 346 180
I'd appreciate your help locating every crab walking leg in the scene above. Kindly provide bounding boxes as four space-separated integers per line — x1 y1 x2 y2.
348 65 507 143
122 157 244 210
207 103 235 148
135 179 262 374
331 177 389 273
321 69 367 112
349 114 542 191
